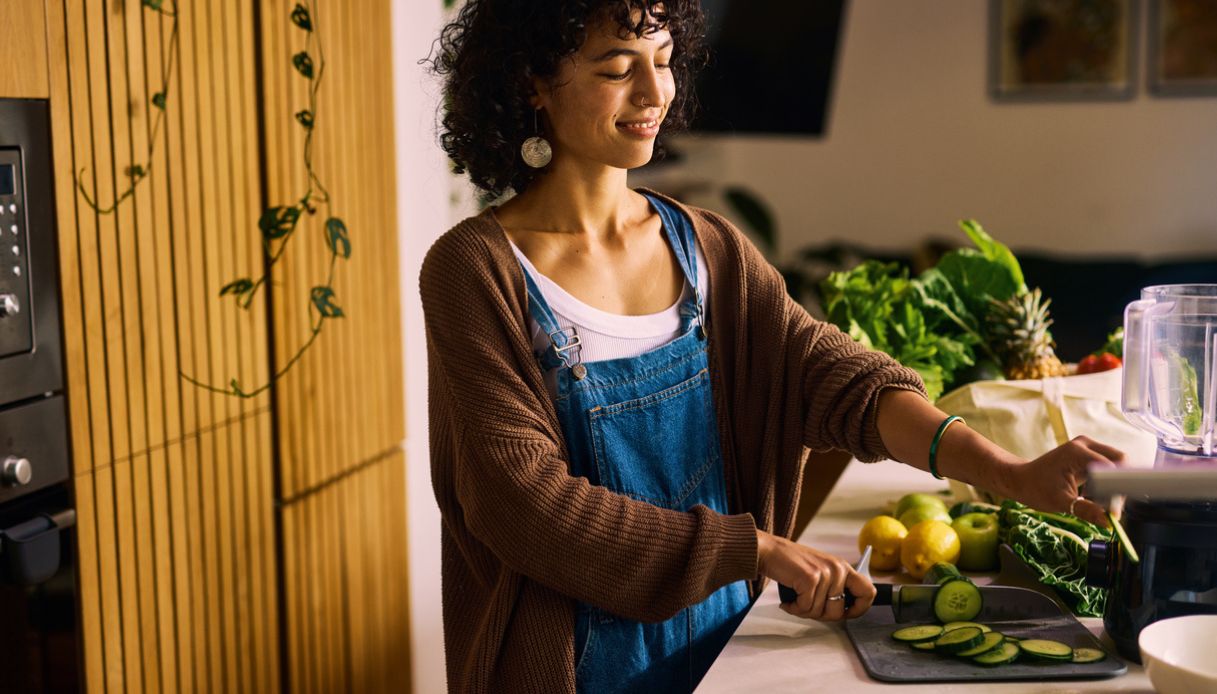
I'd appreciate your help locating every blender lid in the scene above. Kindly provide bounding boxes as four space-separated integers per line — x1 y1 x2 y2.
1087 467 1217 502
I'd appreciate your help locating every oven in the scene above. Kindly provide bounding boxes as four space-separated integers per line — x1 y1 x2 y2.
0 98 80 693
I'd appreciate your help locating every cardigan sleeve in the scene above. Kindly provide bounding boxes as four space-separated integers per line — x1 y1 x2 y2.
420 229 758 622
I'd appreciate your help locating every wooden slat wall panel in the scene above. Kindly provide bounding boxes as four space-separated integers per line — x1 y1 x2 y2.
262 1 405 500
44 0 406 691
283 450 410 694
0 1 50 98
45 0 279 691
262 0 408 689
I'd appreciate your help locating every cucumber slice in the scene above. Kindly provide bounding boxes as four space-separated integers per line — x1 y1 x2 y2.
933 626 985 654
1072 647 1107 663
891 625 944 643
942 621 991 633
1018 639 1074 660
925 562 965 585
973 641 1020 666
1107 511 1141 564
934 578 983 623
955 632 1005 658
911 641 937 651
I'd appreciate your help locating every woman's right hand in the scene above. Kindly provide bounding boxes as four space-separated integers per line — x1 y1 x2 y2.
757 529 876 621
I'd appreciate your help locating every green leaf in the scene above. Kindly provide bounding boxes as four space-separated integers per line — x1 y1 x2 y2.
151 91 167 110
443 0 457 8
723 186 776 254
219 278 254 297
142 0 165 10
959 219 1025 293
292 51 314 79
259 206 301 240
310 286 344 318
295 110 314 129
325 217 351 258
290 3 313 31
125 164 146 179
936 249 1021 320
998 507 1107 616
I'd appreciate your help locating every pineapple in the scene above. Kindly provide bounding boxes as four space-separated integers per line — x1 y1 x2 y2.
986 287 1068 380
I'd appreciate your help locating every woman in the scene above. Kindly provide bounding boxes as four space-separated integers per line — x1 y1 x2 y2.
421 2 1123 692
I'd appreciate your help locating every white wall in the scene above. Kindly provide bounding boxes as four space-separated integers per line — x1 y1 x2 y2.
645 0 1217 259
393 1 448 691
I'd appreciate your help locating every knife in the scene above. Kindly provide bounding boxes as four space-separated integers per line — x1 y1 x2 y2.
777 545 937 618
777 545 947 621
780 551 1061 622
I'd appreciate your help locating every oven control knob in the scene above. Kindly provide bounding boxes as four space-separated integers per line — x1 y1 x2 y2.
2 456 32 486
0 293 18 317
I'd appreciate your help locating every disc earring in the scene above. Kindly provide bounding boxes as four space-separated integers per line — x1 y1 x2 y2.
520 108 552 168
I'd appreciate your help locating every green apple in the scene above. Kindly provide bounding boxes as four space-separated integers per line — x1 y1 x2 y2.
894 492 949 520
898 505 952 530
952 512 1000 571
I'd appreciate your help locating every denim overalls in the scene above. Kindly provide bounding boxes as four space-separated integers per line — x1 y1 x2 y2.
515 192 752 693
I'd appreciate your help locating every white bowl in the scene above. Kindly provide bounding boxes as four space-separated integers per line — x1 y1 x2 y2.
1139 615 1217 694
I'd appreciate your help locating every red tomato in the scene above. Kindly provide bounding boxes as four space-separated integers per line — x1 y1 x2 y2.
1078 352 1121 374
1077 354 1101 374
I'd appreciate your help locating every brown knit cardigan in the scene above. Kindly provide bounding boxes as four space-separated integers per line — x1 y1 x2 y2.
419 189 926 692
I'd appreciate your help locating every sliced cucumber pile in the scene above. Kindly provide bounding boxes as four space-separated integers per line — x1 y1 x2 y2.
955 632 1005 657
973 641 1020 666
933 626 985 654
942 621 991 633
891 623 1110 668
1018 639 1074 661
891 625 944 643
1071 647 1107 663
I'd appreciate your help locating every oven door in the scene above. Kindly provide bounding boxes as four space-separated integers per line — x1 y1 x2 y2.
0 482 80 694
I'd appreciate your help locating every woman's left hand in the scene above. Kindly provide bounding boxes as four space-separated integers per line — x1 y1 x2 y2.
1003 435 1125 527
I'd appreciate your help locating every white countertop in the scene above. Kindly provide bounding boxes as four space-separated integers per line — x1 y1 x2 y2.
697 459 1154 693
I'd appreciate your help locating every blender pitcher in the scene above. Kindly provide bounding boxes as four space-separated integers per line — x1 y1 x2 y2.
1123 284 1217 466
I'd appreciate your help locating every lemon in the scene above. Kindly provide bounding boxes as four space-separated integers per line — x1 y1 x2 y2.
900 520 961 580
857 515 907 572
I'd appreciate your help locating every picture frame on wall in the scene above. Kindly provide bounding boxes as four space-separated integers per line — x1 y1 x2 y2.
989 0 1138 101
1148 0 1217 95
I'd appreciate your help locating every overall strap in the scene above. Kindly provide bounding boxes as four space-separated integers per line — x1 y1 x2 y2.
515 255 584 373
642 192 706 339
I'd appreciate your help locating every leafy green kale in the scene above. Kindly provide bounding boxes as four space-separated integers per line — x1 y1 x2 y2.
819 220 1025 400
998 500 1108 617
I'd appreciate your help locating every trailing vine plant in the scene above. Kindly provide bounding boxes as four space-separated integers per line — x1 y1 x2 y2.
76 0 350 399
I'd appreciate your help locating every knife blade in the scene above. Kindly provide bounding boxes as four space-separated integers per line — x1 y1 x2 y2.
778 576 939 621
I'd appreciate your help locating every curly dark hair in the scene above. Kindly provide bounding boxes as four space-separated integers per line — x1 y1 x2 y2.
426 1 708 198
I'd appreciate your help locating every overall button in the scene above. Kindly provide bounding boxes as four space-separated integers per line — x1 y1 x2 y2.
572 364 588 380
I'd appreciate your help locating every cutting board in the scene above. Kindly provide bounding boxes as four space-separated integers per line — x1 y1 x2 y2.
842 584 1127 683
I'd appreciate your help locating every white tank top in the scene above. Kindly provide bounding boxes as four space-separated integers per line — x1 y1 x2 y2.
508 239 710 397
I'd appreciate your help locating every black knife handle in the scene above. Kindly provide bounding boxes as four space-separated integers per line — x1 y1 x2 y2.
778 583 860 610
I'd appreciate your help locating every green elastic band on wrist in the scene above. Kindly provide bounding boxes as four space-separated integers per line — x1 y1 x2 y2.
929 415 964 481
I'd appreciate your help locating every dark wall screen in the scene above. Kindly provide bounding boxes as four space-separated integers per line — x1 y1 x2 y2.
692 0 847 135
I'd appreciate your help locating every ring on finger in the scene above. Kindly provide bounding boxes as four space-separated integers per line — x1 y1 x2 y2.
1069 495 1083 515
826 593 846 601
